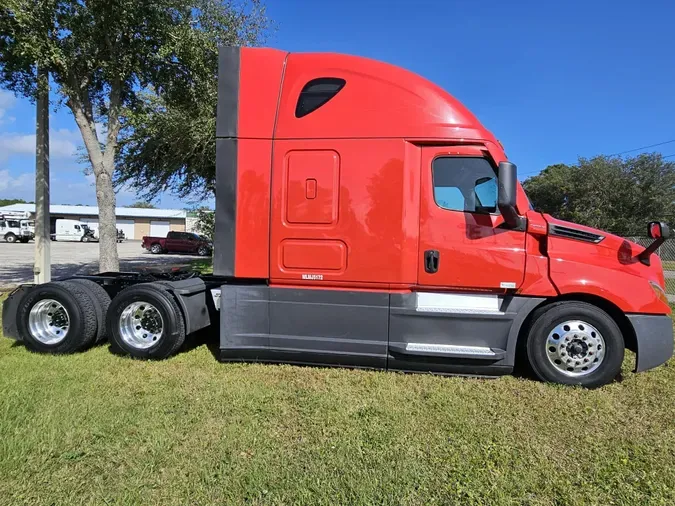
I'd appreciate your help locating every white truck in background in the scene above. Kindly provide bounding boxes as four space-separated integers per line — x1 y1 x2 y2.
0 211 35 243
54 219 98 242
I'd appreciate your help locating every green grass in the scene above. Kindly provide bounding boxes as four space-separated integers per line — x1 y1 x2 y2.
662 261 675 271
1 293 674 505
191 257 213 274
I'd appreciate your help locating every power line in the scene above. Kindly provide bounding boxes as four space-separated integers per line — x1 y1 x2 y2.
608 139 675 156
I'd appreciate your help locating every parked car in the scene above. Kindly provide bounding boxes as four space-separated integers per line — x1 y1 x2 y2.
141 231 212 256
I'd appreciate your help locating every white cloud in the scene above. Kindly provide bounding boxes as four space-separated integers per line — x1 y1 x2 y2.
0 90 16 110
0 169 33 193
95 122 106 142
0 90 17 125
0 128 80 159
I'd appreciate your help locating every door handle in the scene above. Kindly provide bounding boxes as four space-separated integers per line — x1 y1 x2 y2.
424 250 440 273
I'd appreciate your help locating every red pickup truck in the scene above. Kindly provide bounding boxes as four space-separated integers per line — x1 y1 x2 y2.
142 231 212 256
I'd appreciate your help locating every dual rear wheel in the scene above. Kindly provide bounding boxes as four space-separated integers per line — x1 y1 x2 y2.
16 281 185 359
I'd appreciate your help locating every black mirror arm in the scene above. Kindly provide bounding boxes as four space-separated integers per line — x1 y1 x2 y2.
638 237 666 266
498 209 527 231
639 221 670 266
638 237 666 265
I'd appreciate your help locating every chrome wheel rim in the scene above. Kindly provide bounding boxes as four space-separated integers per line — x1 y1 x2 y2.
28 299 70 345
119 301 164 349
546 320 606 377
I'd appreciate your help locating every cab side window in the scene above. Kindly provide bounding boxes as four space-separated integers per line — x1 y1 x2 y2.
432 157 497 213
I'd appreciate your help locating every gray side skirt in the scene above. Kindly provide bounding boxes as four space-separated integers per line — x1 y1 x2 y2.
219 285 545 376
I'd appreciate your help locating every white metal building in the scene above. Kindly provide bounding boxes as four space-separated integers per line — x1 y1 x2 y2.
0 204 187 240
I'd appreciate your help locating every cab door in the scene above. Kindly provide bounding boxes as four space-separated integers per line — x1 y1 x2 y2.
418 146 526 290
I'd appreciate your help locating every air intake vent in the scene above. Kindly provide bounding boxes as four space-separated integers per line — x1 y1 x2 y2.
549 224 604 243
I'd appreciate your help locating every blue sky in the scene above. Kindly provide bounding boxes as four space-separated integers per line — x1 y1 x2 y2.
1 0 674 208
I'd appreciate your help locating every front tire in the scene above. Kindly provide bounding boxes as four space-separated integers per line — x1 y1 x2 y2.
526 301 624 388
106 283 185 359
16 282 98 354
197 245 210 257
5 233 17 243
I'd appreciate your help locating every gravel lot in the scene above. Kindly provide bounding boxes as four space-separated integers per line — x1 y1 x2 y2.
0 240 202 286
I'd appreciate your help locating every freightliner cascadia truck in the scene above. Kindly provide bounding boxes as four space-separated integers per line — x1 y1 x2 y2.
2 47 673 388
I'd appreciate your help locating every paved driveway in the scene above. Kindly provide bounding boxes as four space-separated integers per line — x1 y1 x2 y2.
0 240 203 286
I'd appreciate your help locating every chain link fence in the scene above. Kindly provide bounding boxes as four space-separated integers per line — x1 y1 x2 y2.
626 237 675 301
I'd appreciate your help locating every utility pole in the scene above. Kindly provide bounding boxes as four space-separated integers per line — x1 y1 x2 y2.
34 65 50 284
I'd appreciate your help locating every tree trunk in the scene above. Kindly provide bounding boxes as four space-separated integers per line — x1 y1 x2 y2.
95 167 119 272
69 97 120 272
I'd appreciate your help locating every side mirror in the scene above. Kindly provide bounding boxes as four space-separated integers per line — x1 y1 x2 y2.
639 221 670 266
498 161 525 230
648 221 670 239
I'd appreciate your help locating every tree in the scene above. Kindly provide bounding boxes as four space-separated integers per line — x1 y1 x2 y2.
193 208 215 240
523 153 675 236
128 201 157 209
115 91 218 200
114 3 272 201
0 198 27 207
0 0 271 271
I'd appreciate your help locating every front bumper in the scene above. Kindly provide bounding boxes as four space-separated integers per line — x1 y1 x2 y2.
628 314 674 372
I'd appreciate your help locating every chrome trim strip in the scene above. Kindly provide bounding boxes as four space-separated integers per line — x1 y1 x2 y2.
405 343 496 356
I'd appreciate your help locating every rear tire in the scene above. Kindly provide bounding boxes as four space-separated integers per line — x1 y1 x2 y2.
106 283 185 359
526 301 624 388
150 243 163 254
16 282 97 354
67 279 112 343
5 233 17 243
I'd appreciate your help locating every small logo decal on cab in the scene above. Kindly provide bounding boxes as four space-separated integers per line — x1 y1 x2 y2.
500 282 516 289
302 274 323 280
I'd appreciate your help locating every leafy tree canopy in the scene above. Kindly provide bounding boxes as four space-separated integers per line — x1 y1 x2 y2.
127 201 157 209
0 198 27 207
0 0 272 270
523 153 675 236
114 2 272 200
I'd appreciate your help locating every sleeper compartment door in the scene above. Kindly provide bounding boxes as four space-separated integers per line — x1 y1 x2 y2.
417 147 526 291
270 147 345 280
268 142 387 369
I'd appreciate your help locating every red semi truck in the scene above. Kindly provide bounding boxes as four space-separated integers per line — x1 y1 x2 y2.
2 47 673 388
